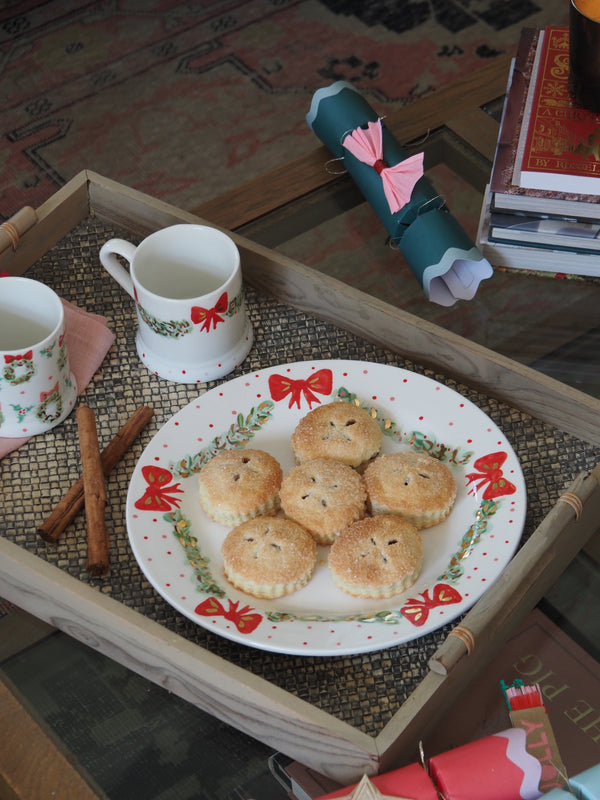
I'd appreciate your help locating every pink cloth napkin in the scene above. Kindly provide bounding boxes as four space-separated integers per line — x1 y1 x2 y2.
0 298 115 458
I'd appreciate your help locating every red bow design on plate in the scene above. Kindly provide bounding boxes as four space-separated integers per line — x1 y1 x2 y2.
191 292 228 332
195 597 262 634
401 583 462 627
134 465 184 511
342 119 424 214
465 451 517 500
268 368 333 409
4 350 33 363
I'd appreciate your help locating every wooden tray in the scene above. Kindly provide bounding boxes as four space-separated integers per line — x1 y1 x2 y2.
1 171 599 783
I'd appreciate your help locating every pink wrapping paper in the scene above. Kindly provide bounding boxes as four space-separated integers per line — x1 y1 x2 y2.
0 298 114 458
428 729 542 800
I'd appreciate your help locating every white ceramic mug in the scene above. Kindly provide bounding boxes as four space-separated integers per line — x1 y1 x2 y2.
99 224 253 383
0 277 77 438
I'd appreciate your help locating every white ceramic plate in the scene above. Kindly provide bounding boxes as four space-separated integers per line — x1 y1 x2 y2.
126 360 526 656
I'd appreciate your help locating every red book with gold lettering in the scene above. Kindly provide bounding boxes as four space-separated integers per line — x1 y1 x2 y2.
514 26 600 194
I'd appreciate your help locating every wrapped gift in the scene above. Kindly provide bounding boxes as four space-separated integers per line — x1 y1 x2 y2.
571 764 600 799
306 81 493 306
540 764 600 799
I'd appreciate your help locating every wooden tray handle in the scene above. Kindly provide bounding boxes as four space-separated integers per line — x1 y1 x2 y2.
0 206 38 255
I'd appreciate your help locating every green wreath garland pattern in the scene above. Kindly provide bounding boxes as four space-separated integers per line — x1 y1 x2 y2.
137 288 244 339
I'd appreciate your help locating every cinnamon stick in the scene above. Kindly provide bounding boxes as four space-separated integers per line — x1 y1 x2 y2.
77 406 110 576
39 405 153 542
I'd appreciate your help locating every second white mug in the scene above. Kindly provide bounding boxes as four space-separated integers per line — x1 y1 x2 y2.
0 277 77 438
99 224 253 383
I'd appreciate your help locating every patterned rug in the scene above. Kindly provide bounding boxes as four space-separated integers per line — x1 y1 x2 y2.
2 0 569 221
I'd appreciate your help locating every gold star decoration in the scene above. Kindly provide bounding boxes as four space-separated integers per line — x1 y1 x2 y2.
340 773 411 800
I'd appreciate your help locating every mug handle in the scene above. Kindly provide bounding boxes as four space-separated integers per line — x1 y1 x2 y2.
99 239 138 299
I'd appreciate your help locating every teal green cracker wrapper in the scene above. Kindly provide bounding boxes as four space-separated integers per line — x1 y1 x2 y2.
306 81 493 306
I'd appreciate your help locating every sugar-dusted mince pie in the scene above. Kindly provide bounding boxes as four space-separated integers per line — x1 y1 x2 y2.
291 401 382 470
279 457 366 545
364 451 456 529
328 515 423 599
198 448 282 526
221 516 317 599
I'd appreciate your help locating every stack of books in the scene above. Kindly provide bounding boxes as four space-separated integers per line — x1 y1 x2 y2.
477 26 600 278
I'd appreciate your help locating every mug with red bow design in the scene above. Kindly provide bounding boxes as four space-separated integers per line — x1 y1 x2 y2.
0 276 77 438
99 224 253 383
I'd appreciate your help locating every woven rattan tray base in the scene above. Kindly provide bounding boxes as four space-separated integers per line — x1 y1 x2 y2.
3 216 598 732
1 174 599 782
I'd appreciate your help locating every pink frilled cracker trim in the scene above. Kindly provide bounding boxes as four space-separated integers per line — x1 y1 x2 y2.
342 119 424 214
0 299 115 458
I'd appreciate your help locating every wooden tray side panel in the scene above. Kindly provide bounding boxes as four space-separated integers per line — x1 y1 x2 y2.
87 172 203 239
